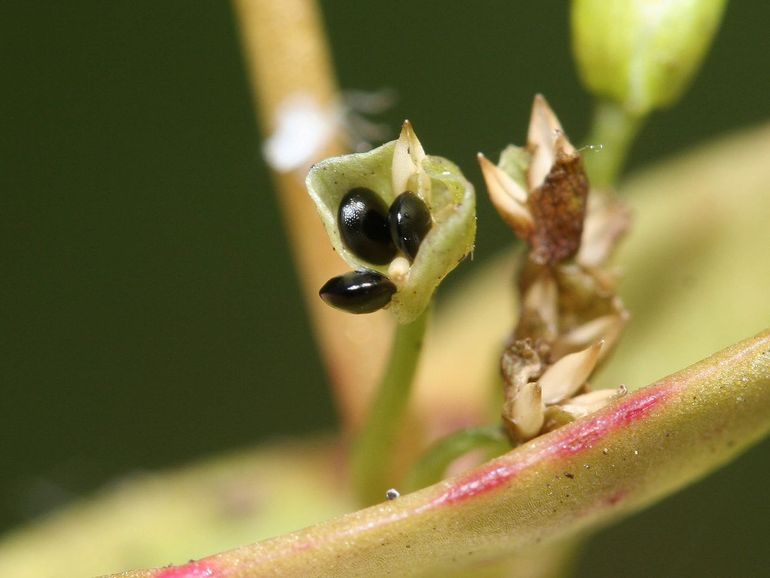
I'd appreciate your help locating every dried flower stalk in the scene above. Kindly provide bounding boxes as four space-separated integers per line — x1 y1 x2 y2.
480 95 631 443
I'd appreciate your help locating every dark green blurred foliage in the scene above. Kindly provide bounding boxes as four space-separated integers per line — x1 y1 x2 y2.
1 2 768 576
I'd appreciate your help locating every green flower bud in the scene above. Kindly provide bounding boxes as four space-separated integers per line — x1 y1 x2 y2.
572 0 728 115
306 122 476 324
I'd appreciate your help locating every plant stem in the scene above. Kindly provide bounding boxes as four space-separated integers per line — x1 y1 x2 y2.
583 99 645 188
108 330 770 578
233 0 394 429
351 307 430 505
405 425 511 492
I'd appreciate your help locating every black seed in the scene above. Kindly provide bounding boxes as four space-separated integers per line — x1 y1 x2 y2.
389 191 432 261
319 270 396 314
338 187 397 265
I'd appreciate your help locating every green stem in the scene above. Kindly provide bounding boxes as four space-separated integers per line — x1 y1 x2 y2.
351 307 430 505
583 99 646 188
405 425 511 492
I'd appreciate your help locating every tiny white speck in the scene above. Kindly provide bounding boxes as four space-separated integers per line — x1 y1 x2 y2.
386 488 400 500
633 450 639 456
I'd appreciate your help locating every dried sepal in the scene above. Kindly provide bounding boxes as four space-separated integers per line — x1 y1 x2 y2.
577 193 632 268
539 341 604 405
527 94 573 191
551 313 626 359
306 122 475 323
517 269 559 342
543 385 627 431
552 263 627 335
501 339 546 392
391 120 429 203
562 384 627 411
478 153 533 239
504 381 545 441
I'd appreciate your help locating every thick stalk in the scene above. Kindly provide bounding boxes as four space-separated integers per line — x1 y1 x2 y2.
583 99 645 188
108 330 770 578
351 308 430 505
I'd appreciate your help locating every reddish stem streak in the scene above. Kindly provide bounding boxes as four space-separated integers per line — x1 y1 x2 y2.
152 383 676 571
435 383 674 506
156 560 218 578
555 384 669 458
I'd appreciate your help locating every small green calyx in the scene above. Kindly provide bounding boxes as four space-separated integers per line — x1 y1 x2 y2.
571 0 728 115
306 121 476 323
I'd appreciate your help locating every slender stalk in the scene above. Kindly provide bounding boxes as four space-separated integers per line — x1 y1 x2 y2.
583 99 645 188
351 308 430 505
233 0 393 430
405 425 511 492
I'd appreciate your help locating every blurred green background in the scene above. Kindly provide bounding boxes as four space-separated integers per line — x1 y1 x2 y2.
2 1 769 576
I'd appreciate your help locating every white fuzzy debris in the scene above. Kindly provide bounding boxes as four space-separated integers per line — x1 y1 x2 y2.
385 488 400 500
263 94 336 172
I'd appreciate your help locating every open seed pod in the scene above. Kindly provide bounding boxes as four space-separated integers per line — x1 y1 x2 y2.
306 121 476 323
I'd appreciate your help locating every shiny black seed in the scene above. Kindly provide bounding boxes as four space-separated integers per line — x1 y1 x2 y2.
338 187 397 265
319 270 397 314
389 191 432 261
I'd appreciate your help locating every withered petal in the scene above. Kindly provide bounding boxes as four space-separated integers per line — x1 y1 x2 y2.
540 341 604 405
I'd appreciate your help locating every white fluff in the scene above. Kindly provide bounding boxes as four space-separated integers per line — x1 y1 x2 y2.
263 94 335 172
